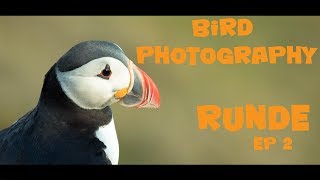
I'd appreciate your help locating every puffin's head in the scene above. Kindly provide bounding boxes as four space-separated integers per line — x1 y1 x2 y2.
55 41 160 110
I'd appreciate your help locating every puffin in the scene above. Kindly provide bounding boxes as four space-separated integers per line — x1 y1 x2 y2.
0 41 160 165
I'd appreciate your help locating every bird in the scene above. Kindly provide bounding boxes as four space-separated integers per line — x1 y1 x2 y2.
0 41 160 165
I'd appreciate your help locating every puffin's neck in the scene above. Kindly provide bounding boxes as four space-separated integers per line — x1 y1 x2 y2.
38 64 112 131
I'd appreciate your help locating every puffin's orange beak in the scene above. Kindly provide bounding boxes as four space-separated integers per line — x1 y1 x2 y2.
118 60 160 109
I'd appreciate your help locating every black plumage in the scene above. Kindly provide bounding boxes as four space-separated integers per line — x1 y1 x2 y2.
0 40 161 164
0 41 127 164
57 41 127 72
0 64 112 164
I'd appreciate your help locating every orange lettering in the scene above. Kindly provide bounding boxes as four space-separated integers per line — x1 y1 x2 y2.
254 136 264 151
264 137 276 151
197 105 221 130
217 48 233 64
234 46 251 64
171 48 186 64
269 106 290 130
301 47 317 64
186 47 200 65
223 106 244 132
200 48 216 64
192 19 210 37
220 18 236 36
291 105 309 131
136 46 154 64
268 46 286 64
252 47 268 64
246 104 266 130
287 46 302 64
155 46 169 64
238 19 253 36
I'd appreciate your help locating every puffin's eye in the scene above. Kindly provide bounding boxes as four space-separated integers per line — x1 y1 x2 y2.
98 64 112 79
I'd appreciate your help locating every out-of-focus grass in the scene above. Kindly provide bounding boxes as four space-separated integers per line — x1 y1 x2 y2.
0 16 319 164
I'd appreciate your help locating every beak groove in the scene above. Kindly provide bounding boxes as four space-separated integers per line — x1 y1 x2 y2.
135 65 160 108
118 60 160 109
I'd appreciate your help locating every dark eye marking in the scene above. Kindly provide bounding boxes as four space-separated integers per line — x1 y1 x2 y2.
98 64 112 80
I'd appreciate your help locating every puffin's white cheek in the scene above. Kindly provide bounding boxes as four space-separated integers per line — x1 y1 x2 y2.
56 56 132 109
110 76 130 91
75 78 114 109
59 76 114 109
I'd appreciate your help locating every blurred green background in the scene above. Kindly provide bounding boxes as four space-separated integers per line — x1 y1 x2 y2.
0 16 319 164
